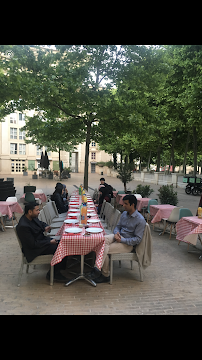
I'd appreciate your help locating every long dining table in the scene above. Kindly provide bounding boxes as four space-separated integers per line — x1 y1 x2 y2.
51 191 106 287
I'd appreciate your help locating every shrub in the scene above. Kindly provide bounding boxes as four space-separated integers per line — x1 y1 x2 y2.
158 185 179 206
133 185 154 198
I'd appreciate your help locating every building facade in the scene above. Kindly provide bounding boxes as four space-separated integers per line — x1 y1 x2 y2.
0 111 112 175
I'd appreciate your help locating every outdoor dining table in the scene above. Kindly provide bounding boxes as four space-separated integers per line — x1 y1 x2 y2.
150 205 176 224
20 192 47 203
51 192 106 287
176 217 202 246
136 198 150 213
116 194 127 205
0 201 23 220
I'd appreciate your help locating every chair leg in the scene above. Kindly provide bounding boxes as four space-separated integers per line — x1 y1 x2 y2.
169 224 173 240
0 218 6 232
131 261 134 270
18 261 24 287
110 256 113 285
119 261 122 268
50 266 54 286
138 264 144 282
26 265 29 274
162 222 168 236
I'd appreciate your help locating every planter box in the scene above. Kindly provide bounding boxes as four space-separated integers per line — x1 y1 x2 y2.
48 174 53 180
23 172 28 177
24 186 36 194
32 175 38 180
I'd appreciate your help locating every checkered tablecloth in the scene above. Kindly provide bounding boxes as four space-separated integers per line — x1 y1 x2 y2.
150 205 176 224
176 217 202 246
51 194 106 270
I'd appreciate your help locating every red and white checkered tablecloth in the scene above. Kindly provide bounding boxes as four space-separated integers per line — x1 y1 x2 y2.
150 205 176 224
51 194 106 270
176 217 202 246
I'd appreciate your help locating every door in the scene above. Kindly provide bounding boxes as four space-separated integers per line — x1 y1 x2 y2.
71 153 79 173
91 163 96 173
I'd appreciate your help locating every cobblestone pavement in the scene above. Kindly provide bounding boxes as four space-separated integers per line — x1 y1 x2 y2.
0 173 201 315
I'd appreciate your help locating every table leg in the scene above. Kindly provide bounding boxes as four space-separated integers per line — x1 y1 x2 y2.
65 255 97 288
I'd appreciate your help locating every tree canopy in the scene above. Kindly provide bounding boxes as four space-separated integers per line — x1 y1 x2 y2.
0 44 202 187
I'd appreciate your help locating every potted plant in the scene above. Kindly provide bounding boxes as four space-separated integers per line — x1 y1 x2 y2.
23 166 28 177
47 170 53 180
32 169 38 180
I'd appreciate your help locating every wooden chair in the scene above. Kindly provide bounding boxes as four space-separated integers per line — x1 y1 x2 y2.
14 226 54 287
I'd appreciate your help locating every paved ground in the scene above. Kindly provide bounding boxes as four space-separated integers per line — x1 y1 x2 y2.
0 173 202 315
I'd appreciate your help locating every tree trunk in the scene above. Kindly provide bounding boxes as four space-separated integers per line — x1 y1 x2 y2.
84 122 92 191
124 182 127 193
157 146 161 172
193 126 198 177
183 132 190 175
59 149 61 180
147 150 151 172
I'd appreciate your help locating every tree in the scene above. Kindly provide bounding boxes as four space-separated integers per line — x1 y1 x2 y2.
117 163 134 193
0 45 126 190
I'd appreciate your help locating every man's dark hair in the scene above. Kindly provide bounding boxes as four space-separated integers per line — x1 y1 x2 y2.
25 202 38 214
123 195 137 209
100 178 106 182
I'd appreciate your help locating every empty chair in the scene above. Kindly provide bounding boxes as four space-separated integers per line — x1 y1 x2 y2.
6 197 17 203
35 189 43 194
179 208 193 220
43 205 63 229
134 194 142 199
147 200 158 223
162 207 182 239
100 200 107 219
51 201 67 220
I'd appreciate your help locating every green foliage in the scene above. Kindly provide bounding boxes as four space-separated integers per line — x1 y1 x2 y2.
117 163 134 192
158 185 179 206
133 185 154 198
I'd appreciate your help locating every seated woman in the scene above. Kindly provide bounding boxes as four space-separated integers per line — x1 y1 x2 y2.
51 184 68 214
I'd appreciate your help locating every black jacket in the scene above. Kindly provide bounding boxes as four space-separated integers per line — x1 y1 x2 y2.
51 192 68 214
16 215 52 263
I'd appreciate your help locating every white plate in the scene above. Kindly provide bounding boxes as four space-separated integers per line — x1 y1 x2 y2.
87 219 101 223
87 209 95 212
70 205 79 208
64 219 79 224
69 209 80 213
68 213 79 217
65 228 83 234
87 213 97 217
87 228 103 234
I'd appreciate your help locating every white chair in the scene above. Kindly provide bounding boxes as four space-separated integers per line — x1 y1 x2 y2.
14 226 54 287
51 201 67 220
35 189 43 194
162 207 182 239
134 194 142 199
43 205 64 229
109 224 152 284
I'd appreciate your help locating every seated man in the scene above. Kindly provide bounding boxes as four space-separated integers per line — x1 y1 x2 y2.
90 195 146 283
16 202 67 283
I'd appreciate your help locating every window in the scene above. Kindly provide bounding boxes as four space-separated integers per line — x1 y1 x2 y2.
91 152 96 160
19 130 25 140
10 128 17 140
19 144 26 155
37 146 43 156
19 113 25 121
10 144 17 155
10 113 17 124
91 142 96 147
11 160 25 173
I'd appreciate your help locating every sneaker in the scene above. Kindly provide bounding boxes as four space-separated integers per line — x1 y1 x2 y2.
95 274 110 284
88 267 102 280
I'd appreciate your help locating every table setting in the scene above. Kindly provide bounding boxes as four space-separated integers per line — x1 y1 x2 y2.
51 188 106 287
